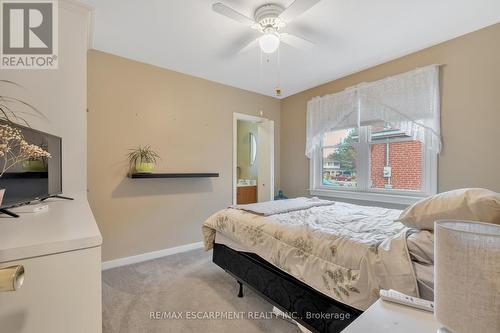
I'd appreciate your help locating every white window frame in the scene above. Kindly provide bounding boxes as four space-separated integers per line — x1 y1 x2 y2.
309 127 437 205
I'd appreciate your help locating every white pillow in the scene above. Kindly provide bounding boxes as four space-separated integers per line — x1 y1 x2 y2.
397 188 500 230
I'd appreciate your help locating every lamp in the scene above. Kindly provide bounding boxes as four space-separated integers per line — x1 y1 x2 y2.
259 31 280 54
435 220 500 333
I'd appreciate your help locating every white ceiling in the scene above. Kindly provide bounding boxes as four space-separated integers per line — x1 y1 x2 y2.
81 0 500 98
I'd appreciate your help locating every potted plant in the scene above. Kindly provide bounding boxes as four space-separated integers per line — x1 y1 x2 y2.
0 80 50 208
127 145 160 174
22 158 47 172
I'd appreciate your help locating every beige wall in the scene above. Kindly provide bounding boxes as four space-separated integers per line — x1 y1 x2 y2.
281 23 500 199
90 23 500 261
88 50 280 261
237 120 258 180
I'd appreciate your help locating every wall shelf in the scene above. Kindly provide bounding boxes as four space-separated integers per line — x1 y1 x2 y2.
129 173 219 179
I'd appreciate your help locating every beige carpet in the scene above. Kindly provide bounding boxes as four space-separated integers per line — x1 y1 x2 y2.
102 248 301 333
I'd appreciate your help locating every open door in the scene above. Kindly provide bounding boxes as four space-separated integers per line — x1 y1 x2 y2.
257 119 274 202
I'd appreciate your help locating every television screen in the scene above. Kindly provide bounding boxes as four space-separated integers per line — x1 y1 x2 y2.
0 121 62 209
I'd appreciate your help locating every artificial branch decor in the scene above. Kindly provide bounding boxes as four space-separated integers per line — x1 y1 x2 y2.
127 145 160 174
0 80 46 126
0 124 51 178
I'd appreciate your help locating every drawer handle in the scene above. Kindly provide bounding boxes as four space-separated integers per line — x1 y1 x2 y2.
0 265 25 292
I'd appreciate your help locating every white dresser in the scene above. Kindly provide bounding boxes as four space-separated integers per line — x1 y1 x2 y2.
0 0 98 331
0 197 102 333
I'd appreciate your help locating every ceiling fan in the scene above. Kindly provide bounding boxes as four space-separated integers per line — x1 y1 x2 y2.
212 0 321 54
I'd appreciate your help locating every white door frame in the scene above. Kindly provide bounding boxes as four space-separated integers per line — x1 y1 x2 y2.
233 112 275 205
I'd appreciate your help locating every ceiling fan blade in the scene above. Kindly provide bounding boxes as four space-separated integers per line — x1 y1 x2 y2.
279 0 321 22
212 2 255 26
238 38 259 54
281 33 314 49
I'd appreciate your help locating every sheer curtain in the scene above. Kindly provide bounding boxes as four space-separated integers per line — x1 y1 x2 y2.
305 65 441 158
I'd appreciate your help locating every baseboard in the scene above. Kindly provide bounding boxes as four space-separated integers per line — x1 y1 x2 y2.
101 241 204 270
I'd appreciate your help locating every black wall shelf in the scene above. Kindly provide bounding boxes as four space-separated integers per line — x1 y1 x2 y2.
129 173 219 179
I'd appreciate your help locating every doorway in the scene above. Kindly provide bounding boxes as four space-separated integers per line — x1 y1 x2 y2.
233 113 274 205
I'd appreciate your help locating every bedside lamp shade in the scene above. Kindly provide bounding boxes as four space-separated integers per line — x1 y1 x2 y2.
435 220 500 333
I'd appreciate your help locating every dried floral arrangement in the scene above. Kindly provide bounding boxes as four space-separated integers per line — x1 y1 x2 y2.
0 80 51 178
0 124 51 177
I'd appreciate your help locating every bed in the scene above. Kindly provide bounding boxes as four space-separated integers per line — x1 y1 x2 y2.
202 199 434 332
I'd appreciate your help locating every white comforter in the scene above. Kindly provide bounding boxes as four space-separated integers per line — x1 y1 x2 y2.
202 202 420 310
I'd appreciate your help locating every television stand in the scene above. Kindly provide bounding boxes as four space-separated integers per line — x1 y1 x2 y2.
41 195 74 201
0 209 20 218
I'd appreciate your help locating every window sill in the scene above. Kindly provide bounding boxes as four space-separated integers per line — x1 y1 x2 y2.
309 188 425 205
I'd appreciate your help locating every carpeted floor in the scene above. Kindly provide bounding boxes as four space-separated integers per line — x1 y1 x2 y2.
102 248 301 333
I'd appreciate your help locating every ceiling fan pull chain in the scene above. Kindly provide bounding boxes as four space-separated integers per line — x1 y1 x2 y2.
276 47 282 97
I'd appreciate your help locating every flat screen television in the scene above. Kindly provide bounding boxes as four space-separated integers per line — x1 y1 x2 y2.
0 120 62 210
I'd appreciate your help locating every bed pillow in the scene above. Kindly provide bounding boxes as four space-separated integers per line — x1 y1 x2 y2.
396 188 500 230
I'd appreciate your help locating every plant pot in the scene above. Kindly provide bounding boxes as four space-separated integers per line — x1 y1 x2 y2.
22 160 46 172
0 189 5 207
135 162 155 173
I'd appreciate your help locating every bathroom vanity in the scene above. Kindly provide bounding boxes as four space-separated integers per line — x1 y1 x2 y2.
237 185 258 204
237 180 258 204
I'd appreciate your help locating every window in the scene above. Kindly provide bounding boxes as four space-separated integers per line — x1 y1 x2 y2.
321 128 358 188
311 123 437 205
307 66 440 204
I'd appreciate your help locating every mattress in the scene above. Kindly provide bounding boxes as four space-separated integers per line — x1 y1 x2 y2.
203 201 422 310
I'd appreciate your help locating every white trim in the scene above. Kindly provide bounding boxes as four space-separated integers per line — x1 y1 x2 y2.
60 0 94 12
233 112 268 123
87 5 95 49
268 120 275 201
101 241 204 270
310 188 423 205
232 112 275 205
59 0 95 49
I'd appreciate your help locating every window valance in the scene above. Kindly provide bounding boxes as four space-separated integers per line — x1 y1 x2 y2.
306 65 441 158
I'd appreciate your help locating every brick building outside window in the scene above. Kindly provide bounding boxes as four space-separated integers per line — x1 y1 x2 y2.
319 124 428 200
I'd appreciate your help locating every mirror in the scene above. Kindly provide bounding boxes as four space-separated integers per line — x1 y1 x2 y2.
249 132 257 165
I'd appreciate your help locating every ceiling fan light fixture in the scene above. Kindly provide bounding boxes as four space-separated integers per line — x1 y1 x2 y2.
259 32 280 54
